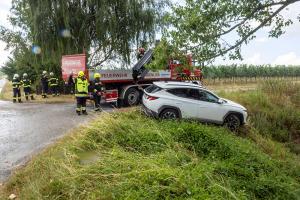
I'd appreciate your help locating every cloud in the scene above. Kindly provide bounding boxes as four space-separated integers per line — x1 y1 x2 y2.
0 41 11 65
0 0 12 66
272 52 300 65
242 53 262 65
0 1 12 9
255 37 268 43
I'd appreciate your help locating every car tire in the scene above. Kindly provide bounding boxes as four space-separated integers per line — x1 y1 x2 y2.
160 108 179 120
224 114 241 131
124 87 140 106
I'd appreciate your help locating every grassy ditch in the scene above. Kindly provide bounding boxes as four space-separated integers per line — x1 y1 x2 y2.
218 80 300 154
1 110 300 199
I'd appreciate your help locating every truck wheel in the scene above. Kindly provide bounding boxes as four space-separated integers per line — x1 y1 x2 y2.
124 87 140 106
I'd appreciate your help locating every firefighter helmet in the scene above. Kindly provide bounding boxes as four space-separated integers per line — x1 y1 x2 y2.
23 73 28 78
42 71 47 75
78 71 85 77
13 74 19 79
94 73 101 79
50 72 54 76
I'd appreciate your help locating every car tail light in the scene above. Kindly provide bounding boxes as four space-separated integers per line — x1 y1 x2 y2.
147 96 159 101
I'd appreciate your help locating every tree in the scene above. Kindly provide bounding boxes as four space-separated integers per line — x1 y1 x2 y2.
165 0 300 63
146 39 191 71
1 0 167 78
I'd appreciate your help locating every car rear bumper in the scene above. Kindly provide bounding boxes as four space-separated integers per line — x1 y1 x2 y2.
141 103 159 118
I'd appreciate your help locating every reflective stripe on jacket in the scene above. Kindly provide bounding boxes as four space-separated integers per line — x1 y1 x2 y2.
22 79 31 88
75 77 88 97
12 79 22 89
92 79 103 93
49 78 58 86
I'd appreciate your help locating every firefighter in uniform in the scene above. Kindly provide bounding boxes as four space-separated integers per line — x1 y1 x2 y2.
137 47 145 59
49 72 59 96
68 72 75 94
41 71 49 98
22 73 34 100
12 74 22 103
75 71 89 115
92 73 103 111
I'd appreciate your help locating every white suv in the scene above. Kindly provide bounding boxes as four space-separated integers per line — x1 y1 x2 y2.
142 81 247 130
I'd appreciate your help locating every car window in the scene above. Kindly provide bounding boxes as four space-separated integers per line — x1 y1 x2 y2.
145 85 162 93
167 88 200 100
199 90 219 103
167 88 188 98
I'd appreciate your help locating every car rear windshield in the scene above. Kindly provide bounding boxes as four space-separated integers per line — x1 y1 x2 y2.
145 85 162 93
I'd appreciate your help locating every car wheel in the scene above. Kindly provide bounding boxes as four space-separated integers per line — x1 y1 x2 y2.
124 87 140 106
160 109 179 120
224 114 241 131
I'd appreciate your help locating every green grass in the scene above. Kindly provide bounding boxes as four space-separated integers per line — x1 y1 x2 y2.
217 80 300 153
1 80 300 199
1 110 300 200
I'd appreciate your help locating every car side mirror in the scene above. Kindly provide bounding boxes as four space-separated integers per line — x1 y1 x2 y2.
217 99 224 104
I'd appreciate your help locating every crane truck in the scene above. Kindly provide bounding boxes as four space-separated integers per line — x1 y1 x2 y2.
61 50 202 106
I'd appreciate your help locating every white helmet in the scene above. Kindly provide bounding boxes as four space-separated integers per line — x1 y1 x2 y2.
13 74 19 79
23 73 28 78
50 72 54 76
42 71 47 75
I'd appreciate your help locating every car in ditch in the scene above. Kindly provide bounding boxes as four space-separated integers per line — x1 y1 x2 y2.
142 81 248 130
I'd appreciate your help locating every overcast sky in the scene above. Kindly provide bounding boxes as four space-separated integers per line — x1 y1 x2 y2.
0 0 300 66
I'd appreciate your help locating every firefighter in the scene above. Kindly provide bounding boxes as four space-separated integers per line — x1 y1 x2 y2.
92 73 103 111
12 74 22 103
22 73 34 100
41 71 49 98
75 71 89 115
68 72 75 94
49 72 59 96
137 47 145 59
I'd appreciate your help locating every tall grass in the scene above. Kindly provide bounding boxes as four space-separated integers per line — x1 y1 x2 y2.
219 80 300 153
1 111 300 199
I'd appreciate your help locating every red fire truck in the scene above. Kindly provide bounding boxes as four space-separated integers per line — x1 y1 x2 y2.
61 50 202 106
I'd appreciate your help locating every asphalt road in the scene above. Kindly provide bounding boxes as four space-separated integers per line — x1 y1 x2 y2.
0 79 114 182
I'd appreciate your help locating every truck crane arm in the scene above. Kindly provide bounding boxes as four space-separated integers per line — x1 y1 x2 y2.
132 49 153 82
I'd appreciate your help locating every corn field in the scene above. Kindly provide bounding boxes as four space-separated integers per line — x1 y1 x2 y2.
203 65 300 84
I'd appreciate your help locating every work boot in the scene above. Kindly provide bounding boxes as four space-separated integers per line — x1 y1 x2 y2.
31 96 35 100
82 110 88 115
18 100 23 103
13 99 16 103
76 111 81 116
26 96 29 101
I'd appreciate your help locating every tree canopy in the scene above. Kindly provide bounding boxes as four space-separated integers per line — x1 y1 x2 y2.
165 0 300 64
1 0 167 79
2 0 300 79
